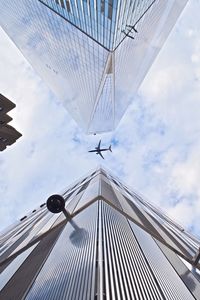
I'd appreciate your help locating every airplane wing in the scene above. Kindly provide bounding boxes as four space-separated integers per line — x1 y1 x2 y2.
99 151 104 159
97 140 101 150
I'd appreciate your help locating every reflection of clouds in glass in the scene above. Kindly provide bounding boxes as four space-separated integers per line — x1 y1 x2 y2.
0 0 188 133
181 268 198 292
114 0 188 126
25 203 98 300
0 0 109 131
69 228 89 247
41 0 157 51
191 266 200 281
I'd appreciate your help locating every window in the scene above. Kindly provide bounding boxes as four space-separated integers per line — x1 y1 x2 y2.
20 216 27 221
66 0 71 12
55 0 71 12
101 0 105 14
108 0 113 20
60 0 65 8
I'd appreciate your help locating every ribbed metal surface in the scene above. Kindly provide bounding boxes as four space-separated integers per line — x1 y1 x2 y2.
99 201 164 299
1 168 200 300
101 178 122 209
131 221 195 300
65 191 85 214
25 202 98 300
0 209 50 262
74 177 100 213
108 173 200 265
0 224 66 300
156 241 200 300
0 208 47 247
1 168 200 272
125 196 195 259
0 243 38 291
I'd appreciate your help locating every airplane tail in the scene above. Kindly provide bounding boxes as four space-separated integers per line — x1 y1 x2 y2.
109 145 112 152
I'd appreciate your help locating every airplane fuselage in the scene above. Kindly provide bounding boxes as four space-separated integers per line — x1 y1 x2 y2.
92 148 110 152
88 140 112 159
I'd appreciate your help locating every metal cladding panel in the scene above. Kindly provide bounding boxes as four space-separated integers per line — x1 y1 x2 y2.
63 181 91 214
130 221 195 300
0 224 66 300
73 176 100 213
99 201 164 299
101 178 122 209
0 243 38 291
156 241 200 300
0 0 188 134
126 189 200 251
1 168 200 274
0 210 50 262
63 193 83 214
106 181 196 262
1 168 200 299
109 178 199 263
25 202 98 300
125 197 195 259
35 213 63 237
113 187 160 235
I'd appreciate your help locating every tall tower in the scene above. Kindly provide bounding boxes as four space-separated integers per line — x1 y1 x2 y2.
0 168 200 299
0 93 22 151
0 0 188 133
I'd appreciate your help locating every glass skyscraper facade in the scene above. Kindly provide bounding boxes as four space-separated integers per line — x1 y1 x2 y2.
0 0 188 133
1 168 200 299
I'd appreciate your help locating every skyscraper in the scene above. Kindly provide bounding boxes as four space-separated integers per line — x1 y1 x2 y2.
1 167 200 299
0 0 188 133
0 93 22 151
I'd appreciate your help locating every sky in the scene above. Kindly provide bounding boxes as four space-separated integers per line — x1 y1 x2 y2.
0 0 200 238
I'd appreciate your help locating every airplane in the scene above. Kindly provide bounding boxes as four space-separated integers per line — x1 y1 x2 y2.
88 140 112 159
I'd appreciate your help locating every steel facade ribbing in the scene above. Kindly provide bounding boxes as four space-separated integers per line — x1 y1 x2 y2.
0 168 200 299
